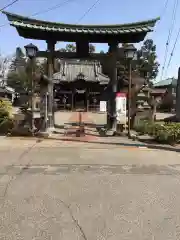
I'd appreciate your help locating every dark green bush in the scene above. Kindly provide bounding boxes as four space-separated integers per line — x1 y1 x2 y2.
0 118 14 134
0 108 9 119
0 108 14 134
135 121 180 144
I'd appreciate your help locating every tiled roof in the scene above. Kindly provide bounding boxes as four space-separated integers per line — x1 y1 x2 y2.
53 60 109 84
151 88 167 95
3 11 159 36
154 78 177 87
0 87 13 94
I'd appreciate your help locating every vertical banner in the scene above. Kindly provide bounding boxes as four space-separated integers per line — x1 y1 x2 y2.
116 92 127 124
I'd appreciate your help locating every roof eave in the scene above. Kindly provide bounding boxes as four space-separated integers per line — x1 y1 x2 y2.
3 11 159 30
3 11 159 43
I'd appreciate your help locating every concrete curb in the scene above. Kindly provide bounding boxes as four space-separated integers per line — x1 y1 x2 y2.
36 135 180 152
3 135 180 152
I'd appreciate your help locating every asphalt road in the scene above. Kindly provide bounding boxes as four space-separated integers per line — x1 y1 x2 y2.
1 138 180 239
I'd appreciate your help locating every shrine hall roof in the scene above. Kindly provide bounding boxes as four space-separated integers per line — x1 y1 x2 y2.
3 11 159 42
53 60 109 84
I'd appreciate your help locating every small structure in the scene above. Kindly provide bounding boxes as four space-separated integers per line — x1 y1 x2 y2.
0 86 15 102
154 78 177 93
153 78 177 111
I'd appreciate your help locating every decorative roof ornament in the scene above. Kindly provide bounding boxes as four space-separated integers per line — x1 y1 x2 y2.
77 72 85 80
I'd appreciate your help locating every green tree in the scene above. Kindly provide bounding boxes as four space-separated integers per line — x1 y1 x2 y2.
59 43 76 52
136 39 161 122
9 47 26 73
114 39 160 126
137 39 160 81
7 58 43 93
59 43 96 53
6 46 49 93
7 69 30 93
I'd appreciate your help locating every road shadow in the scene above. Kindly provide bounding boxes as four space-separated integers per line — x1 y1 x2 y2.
46 135 180 153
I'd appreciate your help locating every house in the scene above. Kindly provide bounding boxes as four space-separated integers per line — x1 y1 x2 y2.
153 78 177 93
153 78 177 111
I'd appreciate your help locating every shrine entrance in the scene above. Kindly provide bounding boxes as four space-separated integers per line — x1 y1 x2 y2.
54 69 107 112
3 11 159 131
74 91 87 110
73 78 87 111
54 85 103 112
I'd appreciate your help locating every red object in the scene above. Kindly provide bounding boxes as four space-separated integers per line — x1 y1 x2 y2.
116 92 126 97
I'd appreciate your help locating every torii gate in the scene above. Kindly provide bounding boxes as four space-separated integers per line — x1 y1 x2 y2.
3 11 159 133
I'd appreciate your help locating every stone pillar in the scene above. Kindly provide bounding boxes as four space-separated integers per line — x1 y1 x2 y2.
40 86 48 132
108 42 118 132
47 40 56 130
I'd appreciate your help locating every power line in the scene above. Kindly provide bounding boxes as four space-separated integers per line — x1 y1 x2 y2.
76 0 101 24
0 0 76 28
138 0 170 49
164 27 180 78
159 0 169 19
160 0 179 81
0 0 19 12
31 0 75 17
152 0 169 35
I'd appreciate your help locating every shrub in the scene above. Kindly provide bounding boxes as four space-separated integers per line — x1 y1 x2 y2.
0 108 9 119
0 98 12 117
0 99 14 134
0 118 14 134
135 121 180 144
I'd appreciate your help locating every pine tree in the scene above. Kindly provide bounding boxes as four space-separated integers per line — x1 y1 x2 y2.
9 47 26 73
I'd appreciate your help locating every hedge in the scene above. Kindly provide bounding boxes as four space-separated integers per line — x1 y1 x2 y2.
135 121 180 144
0 98 12 116
0 99 14 134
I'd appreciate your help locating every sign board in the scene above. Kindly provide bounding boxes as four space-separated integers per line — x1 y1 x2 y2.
100 101 107 112
116 92 127 124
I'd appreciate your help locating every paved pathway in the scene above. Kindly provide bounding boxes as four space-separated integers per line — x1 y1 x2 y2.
1 138 180 239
